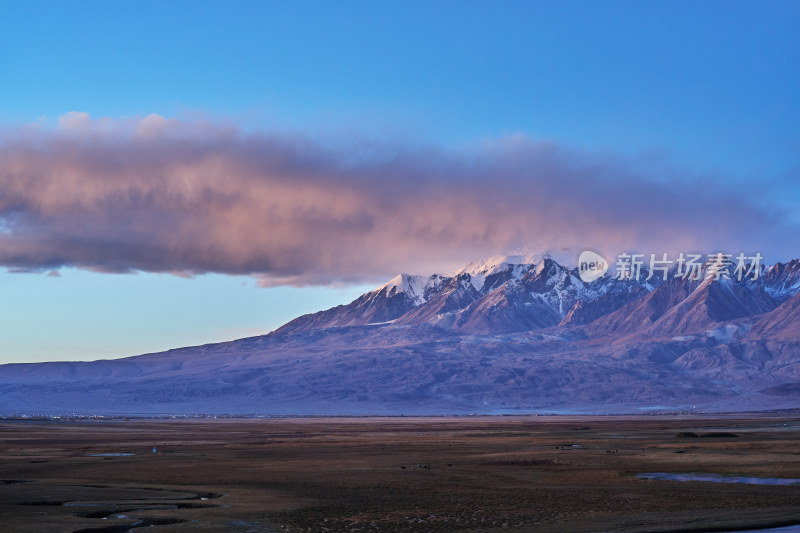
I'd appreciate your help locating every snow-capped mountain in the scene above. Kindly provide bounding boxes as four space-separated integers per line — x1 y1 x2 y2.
1 254 798 415
279 255 662 335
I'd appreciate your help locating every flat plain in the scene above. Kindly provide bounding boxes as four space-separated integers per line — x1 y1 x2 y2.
0 415 799 532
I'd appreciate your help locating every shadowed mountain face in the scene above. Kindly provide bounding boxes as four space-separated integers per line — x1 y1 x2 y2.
1 255 798 415
748 293 800 340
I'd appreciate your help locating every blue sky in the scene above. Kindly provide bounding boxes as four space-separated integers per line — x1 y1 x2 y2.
0 1 798 363
3 1 798 172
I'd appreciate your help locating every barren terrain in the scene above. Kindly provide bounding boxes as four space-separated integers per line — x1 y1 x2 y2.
1 415 799 532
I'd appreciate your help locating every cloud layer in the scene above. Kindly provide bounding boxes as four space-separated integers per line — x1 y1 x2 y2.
0 113 794 286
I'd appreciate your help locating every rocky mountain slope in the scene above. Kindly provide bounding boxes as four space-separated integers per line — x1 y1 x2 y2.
1 254 798 415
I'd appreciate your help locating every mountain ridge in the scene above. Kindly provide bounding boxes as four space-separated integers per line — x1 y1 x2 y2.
1 254 798 415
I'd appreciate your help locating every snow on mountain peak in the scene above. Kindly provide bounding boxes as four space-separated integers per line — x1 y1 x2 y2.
379 273 439 306
454 252 544 290
763 259 800 300
457 253 543 276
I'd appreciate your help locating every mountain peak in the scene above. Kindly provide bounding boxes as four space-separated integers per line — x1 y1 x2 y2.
455 252 544 276
378 273 442 306
763 259 800 301
453 252 545 291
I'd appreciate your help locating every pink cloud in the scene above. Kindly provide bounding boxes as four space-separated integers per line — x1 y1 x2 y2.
0 113 793 286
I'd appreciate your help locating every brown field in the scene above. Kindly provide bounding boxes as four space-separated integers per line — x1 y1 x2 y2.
1 414 799 532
